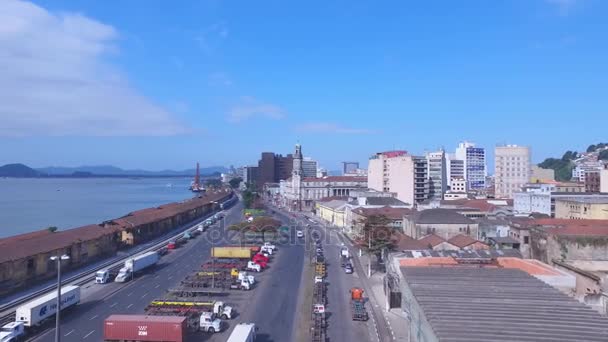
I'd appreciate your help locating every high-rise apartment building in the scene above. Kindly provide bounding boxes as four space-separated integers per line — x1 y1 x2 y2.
455 141 486 191
426 150 447 199
446 154 464 186
256 152 294 188
302 157 318 178
342 162 359 175
368 151 428 205
495 145 531 199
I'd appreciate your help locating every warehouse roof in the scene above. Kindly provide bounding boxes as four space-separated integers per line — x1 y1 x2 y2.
412 209 474 224
401 267 608 342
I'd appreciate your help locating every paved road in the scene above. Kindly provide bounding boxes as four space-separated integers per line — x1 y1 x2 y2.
30 202 307 342
31 201 245 342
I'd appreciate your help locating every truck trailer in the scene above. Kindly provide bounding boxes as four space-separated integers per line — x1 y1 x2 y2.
14 285 81 327
227 323 257 342
115 251 159 282
211 247 254 259
103 315 187 342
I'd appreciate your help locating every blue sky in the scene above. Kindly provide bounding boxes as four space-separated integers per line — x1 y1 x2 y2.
1 0 606 171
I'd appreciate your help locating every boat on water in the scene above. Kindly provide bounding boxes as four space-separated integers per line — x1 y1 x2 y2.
189 162 205 193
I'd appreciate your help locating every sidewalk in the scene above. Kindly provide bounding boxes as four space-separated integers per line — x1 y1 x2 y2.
302 212 409 342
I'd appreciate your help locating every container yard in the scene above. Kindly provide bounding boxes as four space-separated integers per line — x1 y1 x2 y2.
102 215 282 341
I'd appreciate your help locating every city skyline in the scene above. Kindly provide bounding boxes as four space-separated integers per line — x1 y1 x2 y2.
1 0 607 170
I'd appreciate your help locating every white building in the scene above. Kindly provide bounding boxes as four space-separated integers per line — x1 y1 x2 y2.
280 144 367 210
455 141 487 191
367 151 428 205
494 145 531 199
602 168 608 193
446 154 464 186
427 150 447 199
513 183 555 216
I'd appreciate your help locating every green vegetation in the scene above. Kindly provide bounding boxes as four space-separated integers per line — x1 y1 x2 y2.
538 151 578 182
228 177 242 189
47 226 58 233
228 216 281 232
357 215 395 257
586 143 607 153
600 150 608 161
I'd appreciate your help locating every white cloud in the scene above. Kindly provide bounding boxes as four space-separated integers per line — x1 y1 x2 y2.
0 0 189 137
296 122 376 134
227 96 286 123
545 0 578 15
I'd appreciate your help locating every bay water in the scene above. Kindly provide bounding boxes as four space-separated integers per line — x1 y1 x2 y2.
0 177 196 238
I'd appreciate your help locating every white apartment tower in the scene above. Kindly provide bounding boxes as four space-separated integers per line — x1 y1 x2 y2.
495 145 531 199
455 141 487 191
368 151 429 205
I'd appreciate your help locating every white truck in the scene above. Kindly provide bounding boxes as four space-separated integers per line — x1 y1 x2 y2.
0 322 25 342
199 312 222 333
227 323 257 342
246 261 261 273
340 247 350 259
115 251 159 282
262 242 276 252
14 285 81 328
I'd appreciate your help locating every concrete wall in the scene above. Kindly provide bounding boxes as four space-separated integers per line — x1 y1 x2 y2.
531 230 608 263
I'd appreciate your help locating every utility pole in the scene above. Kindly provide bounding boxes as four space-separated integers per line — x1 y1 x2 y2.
368 232 372 278
50 255 69 342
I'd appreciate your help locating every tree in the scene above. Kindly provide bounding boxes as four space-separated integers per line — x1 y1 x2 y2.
228 177 242 189
47 226 58 233
587 144 597 153
242 189 255 209
599 150 608 161
538 158 575 182
357 215 395 257
204 178 222 188
562 151 577 161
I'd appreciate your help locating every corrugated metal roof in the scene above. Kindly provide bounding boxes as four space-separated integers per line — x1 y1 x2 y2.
401 267 608 342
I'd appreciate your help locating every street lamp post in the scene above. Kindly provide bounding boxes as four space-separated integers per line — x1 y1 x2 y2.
50 254 70 342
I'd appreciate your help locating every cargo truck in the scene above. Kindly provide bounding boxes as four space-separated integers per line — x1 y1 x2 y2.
103 315 187 342
10 285 80 337
115 251 159 282
227 323 257 342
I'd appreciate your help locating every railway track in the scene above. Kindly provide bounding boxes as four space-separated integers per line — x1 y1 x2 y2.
0 197 235 328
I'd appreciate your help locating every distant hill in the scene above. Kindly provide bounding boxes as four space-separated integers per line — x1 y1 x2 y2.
0 163 43 177
35 165 228 177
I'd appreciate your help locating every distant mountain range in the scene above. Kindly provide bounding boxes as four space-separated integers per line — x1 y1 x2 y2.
0 163 228 178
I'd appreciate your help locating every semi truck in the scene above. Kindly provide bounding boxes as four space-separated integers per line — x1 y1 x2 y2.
227 323 257 342
115 251 159 282
103 315 187 342
1 285 82 341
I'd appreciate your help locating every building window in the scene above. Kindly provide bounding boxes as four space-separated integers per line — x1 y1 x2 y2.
524 236 529 244
27 258 35 272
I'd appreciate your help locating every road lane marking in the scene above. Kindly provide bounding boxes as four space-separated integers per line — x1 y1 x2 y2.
141 292 148 299
127 292 133 297
89 315 98 320
64 330 74 336
155 284 160 288
83 330 95 339
127 303 133 309
154 275 160 279
168 275 173 280
110 302 117 308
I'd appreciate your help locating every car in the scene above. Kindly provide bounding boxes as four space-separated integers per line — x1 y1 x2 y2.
296 230 304 238
344 265 353 274
314 275 323 283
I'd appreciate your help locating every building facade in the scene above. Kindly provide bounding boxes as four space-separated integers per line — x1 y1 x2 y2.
368 151 416 205
530 165 555 183
495 145 531 199
455 141 487 191
342 162 359 175
426 150 447 199
446 154 464 185
302 157 318 178
585 171 601 193
281 144 367 210
602 168 608 193
256 152 294 188
555 198 608 220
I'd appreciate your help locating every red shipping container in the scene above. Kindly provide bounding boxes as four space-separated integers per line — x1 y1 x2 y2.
104 315 186 342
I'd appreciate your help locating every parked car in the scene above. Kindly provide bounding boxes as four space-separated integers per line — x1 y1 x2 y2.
344 264 353 274
296 230 304 238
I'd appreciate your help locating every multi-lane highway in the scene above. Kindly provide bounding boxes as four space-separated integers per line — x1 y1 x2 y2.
28 200 307 342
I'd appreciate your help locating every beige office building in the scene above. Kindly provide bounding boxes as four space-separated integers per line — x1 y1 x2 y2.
494 145 531 199
368 151 428 205
555 198 608 220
